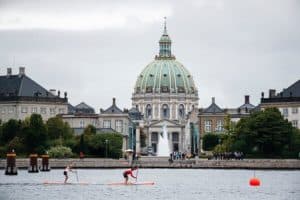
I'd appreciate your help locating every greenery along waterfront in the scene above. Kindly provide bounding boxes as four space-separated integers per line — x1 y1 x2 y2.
0 114 123 158
0 108 299 159
202 108 300 158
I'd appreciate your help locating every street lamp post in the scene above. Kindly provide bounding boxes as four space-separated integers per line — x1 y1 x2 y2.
105 139 109 158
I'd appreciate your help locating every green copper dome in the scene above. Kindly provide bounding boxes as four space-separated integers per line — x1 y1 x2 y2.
134 19 197 95
134 59 197 94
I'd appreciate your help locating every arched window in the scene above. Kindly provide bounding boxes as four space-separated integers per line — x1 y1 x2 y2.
162 104 169 119
146 104 152 119
178 104 185 118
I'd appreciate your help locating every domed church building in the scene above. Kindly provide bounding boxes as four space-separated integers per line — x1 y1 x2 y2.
132 20 199 155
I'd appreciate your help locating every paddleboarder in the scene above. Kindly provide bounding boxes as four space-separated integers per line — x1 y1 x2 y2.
123 166 137 184
64 163 74 183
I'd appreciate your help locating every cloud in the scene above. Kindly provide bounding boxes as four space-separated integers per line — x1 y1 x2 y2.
0 0 299 110
0 0 172 30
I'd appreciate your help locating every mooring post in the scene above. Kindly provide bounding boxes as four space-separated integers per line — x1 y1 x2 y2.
40 154 51 171
5 151 18 175
28 154 39 173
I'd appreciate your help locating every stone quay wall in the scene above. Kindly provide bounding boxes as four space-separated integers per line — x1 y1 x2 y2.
0 157 300 169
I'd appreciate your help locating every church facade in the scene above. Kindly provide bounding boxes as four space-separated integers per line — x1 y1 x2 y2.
132 21 199 155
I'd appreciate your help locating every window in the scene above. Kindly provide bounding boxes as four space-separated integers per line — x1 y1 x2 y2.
40 107 46 114
115 120 123 133
292 107 298 114
146 104 152 119
8 107 15 113
178 104 185 118
292 120 298 128
173 143 179 152
21 107 28 113
50 108 56 114
1 108 5 114
58 108 65 114
80 120 85 128
32 107 37 113
282 108 288 117
151 143 157 153
204 120 212 133
103 120 111 128
151 132 158 142
161 86 169 93
162 104 169 119
172 132 179 142
216 120 223 132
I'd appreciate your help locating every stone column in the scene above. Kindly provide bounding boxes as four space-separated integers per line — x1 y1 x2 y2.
152 104 156 120
175 104 178 119
158 103 161 119
136 127 141 154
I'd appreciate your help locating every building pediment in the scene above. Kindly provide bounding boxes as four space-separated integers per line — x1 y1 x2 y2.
148 119 182 128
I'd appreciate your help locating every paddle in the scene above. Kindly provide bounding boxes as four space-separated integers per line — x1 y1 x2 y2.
75 170 79 182
72 163 79 182
135 167 139 183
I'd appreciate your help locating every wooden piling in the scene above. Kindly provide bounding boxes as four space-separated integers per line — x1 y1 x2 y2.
40 154 51 171
28 154 39 173
5 152 18 175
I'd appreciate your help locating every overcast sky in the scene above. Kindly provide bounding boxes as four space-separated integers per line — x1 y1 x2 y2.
0 0 299 111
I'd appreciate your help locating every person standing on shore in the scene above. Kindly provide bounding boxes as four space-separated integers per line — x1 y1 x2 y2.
123 166 137 184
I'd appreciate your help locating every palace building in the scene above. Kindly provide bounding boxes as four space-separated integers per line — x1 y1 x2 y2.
0 67 68 122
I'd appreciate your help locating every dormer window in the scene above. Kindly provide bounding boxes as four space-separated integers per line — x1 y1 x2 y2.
161 86 169 93
146 86 153 93
177 86 185 93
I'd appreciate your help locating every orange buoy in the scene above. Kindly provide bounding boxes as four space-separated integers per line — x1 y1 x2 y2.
249 177 261 186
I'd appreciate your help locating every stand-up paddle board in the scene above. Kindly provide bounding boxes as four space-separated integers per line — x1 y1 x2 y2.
107 181 154 186
43 181 89 185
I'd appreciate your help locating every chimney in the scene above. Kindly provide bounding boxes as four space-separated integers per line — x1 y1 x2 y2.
261 92 264 98
19 67 25 77
113 97 116 105
7 68 12 77
49 89 56 96
212 97 215 104
245 95 250 104
269 89 276 98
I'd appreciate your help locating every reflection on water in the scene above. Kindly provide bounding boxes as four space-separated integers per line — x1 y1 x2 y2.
0 169 300 200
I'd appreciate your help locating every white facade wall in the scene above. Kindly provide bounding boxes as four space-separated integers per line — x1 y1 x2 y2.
0 102 68 122
62 116 99 129
278 106 300 129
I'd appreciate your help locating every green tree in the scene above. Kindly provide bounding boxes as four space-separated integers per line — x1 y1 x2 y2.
87 132 123 158
0 119 21 144
83 124 97 135
46 117 65 140
233 107 299 157
8 136 26 153
48 145 73 158
24 114 48 154
202 133 220 151
46 117 74 147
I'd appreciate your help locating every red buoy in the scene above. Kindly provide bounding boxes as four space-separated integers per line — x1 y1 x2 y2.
249 177 261 186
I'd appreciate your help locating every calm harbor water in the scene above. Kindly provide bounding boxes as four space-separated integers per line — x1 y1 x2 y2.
0 169 299 200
